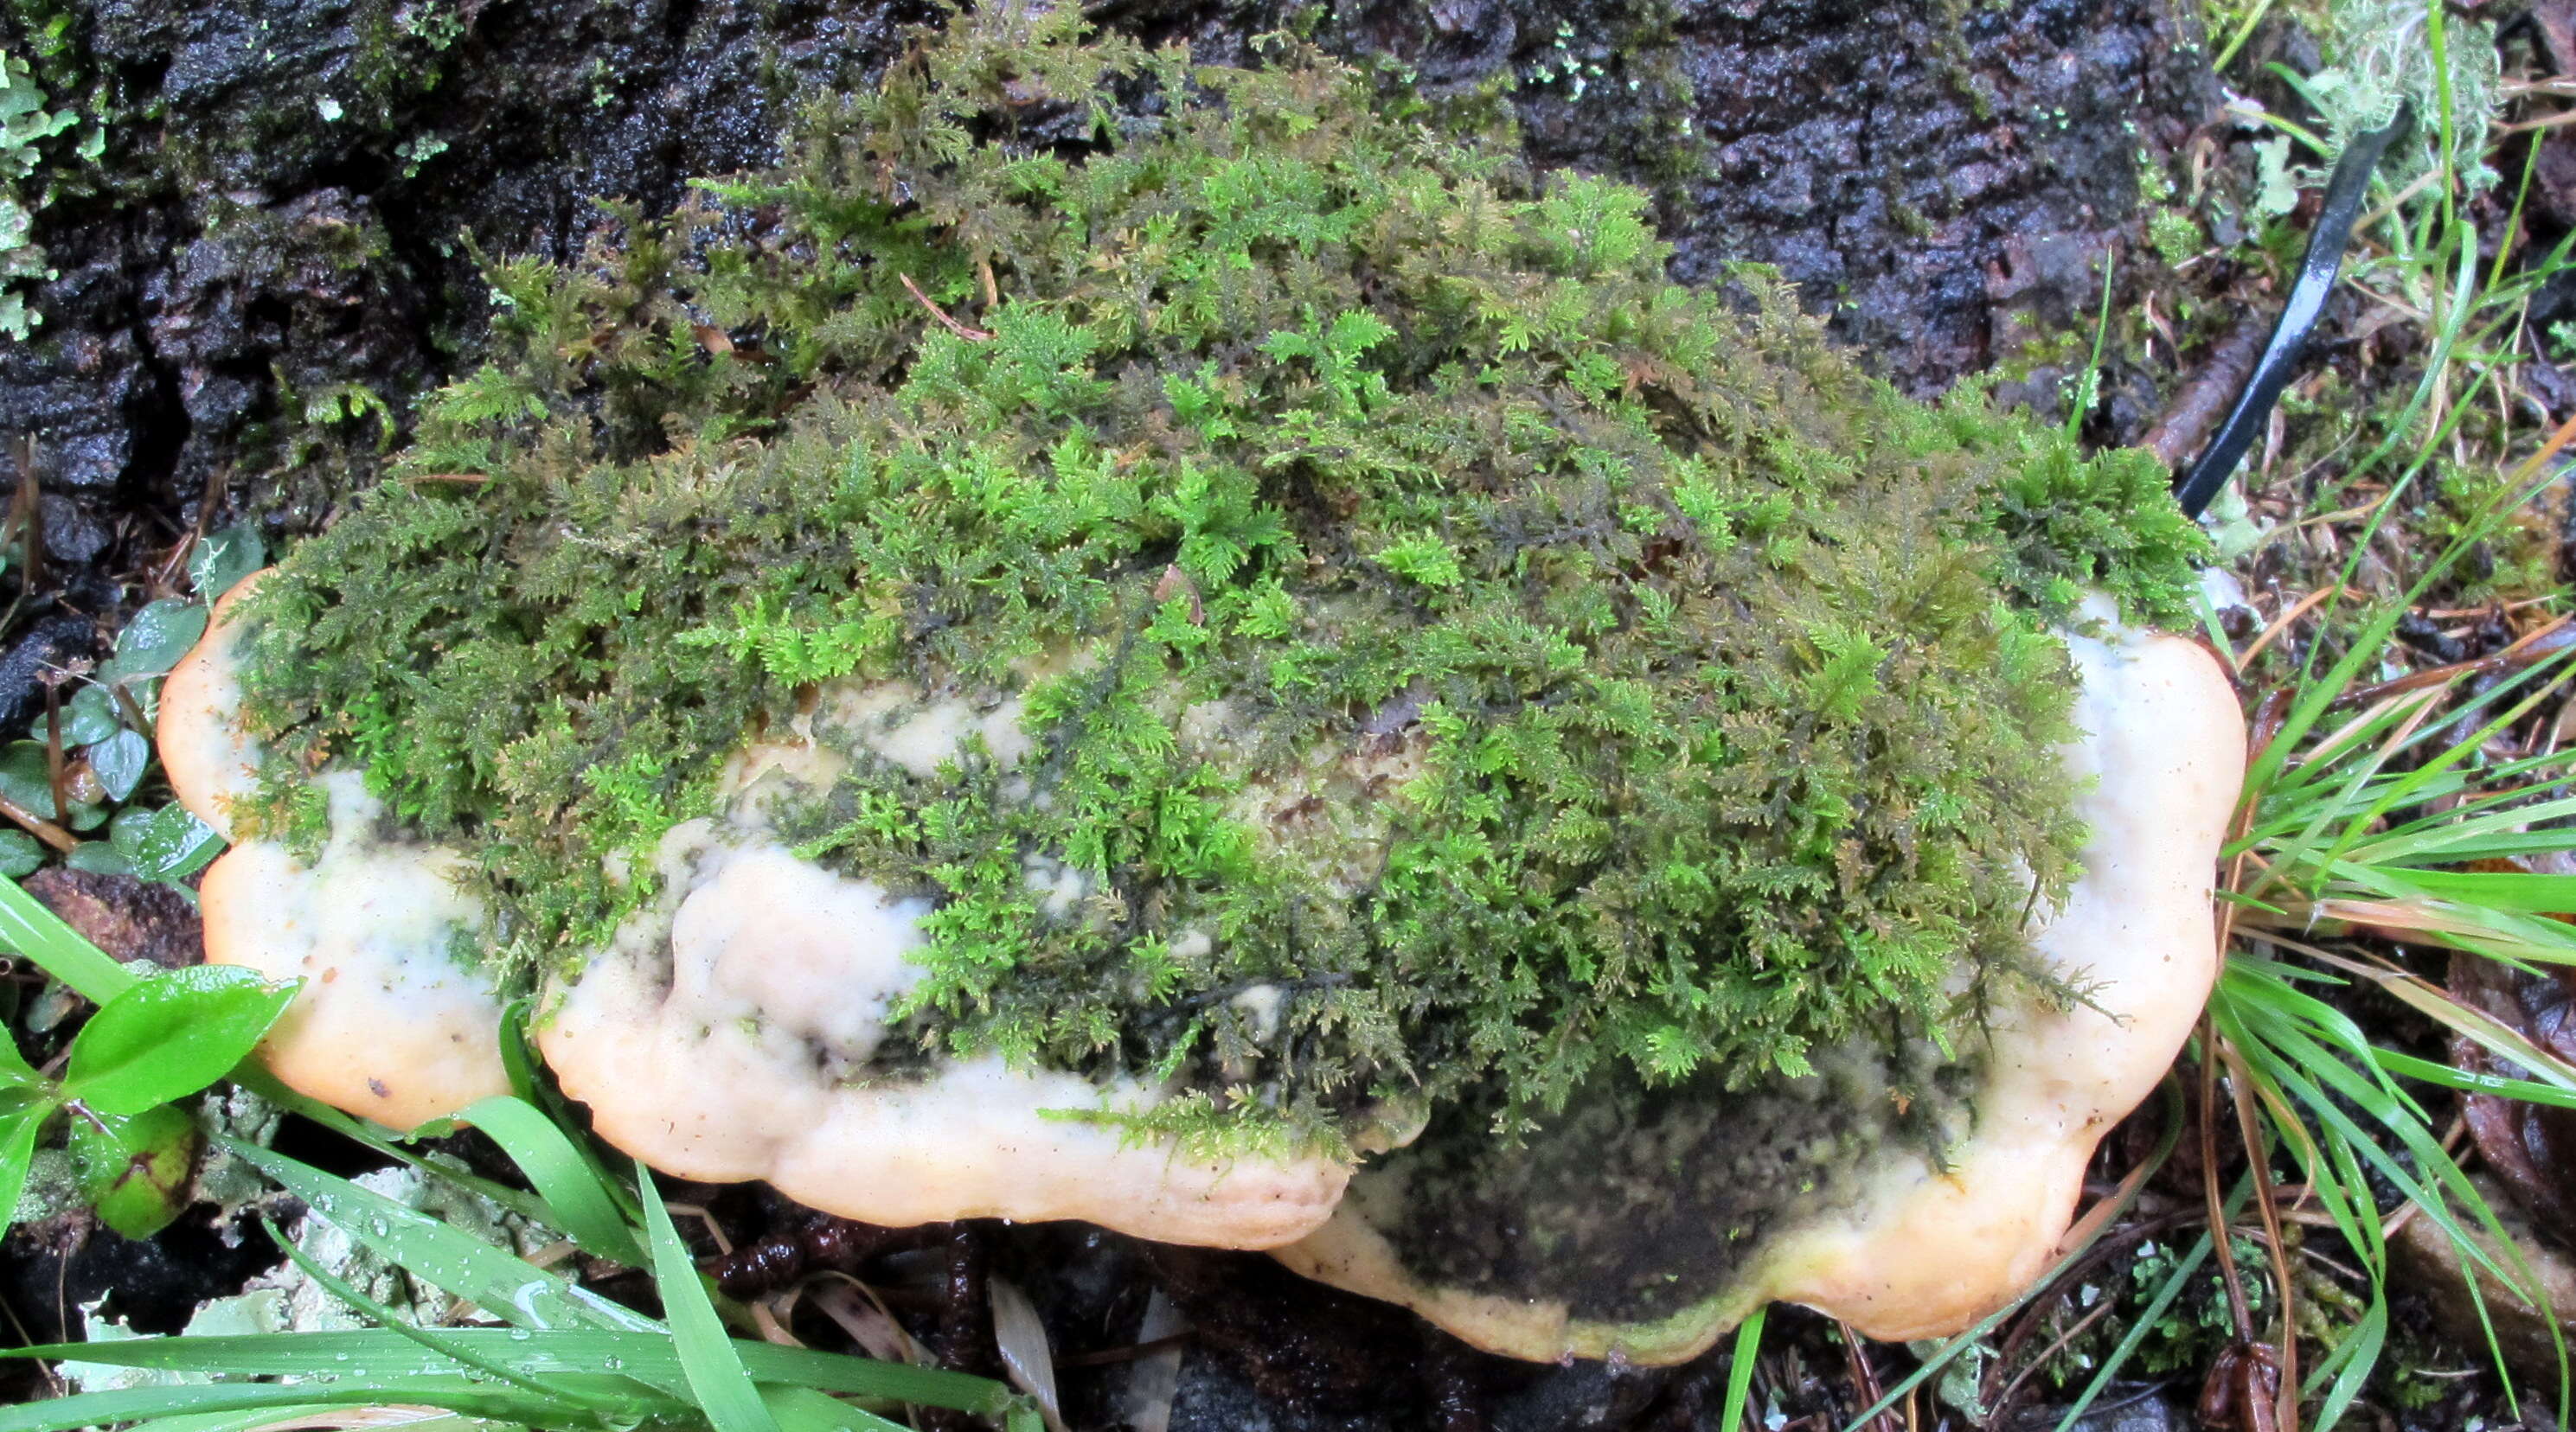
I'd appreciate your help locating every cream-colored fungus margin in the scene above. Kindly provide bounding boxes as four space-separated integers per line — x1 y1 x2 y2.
164 591 1346 1245
162 575 511 1131
158 574 269 841
1270 611 2246 1362
535 718 1353 1250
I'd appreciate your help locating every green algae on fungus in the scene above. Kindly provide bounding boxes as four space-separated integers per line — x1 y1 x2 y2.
226 13 2204 1154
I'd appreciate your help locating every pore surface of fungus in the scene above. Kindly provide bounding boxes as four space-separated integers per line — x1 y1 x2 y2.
161 16 2236 1342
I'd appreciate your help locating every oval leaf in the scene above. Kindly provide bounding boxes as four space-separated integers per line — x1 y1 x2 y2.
63 965 298 1116
105 806 154 863
188 525 265 603
133 804 225 882
98 600 208 683
68 1102 198 1239
0 831 42 879
0 1102 48 1237
87 728 150 802
61 841 131 877
0 741 58 821
37 687 119 748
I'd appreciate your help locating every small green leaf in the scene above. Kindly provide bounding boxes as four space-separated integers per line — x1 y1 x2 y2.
37 685 119 746
0 831 41 879
0 1026 33 1084
68 1102 198 1238
0 1098 53 1235
128 804 224 882
107 805 154 861
62 841 133 876
188 525 266 603
63 966 298 1116
87 727 150 802
97 599 208 683
0 740 59 820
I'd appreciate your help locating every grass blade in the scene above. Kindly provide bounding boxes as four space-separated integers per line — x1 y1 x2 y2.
761 1385 912 1432
0 1378 680 1432
458 1095 646 1268
1720 1305 1764 1432
263 1216 636 1416
0 873 136 1003
221 1138 657 1334
2053 1224 2221 1432
4 1331 1016 1411
638 1163 781 1432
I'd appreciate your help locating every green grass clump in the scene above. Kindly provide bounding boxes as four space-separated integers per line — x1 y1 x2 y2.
234 11 2202 1148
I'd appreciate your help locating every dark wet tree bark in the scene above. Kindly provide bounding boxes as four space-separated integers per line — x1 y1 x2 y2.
0 0 2212 650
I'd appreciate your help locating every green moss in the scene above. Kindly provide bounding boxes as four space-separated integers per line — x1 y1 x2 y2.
233 11 2205 1152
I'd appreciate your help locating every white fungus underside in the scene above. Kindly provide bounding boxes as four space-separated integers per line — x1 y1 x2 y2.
1268 609 2246 1360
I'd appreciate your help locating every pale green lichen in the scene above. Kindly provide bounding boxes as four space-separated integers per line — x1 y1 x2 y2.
234 12 2205 1152
0 48 76 341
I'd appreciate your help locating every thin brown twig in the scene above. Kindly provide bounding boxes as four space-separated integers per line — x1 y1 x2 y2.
900 272 994 342
2201 1021 2258 1346
2221 1039 2302 1432
1839 1320 1897 1432
2497 109 2576 134
1054 1333 1192 1369
2238 587 2350 670
40 676 66 821
1990 1298 2124 1419
0 791 77 854
157 463 230 595
3 436 41 639
2313 611 2576 715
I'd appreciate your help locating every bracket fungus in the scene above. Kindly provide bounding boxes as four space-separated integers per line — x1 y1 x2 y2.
157 19 2242 1359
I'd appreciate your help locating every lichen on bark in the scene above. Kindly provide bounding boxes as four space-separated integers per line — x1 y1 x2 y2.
227 11 2204 1154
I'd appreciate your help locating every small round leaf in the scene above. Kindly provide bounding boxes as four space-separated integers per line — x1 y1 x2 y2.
37 686 119 747
0 829 42 879
97 599 208 684
87 728 150 802
132 805 225 882
61 841 132 877
187 525 266 603
0 741 58 820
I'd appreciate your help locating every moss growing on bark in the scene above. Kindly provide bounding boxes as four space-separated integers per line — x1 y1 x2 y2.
234 12 2203 1150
